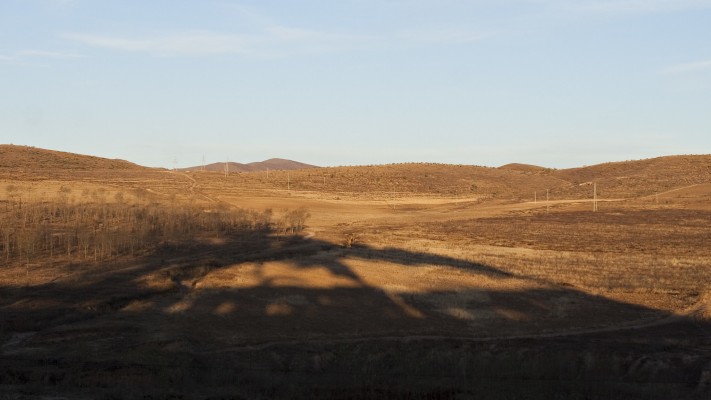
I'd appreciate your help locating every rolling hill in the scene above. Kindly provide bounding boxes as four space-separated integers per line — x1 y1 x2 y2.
498 163 551 174
0 145 142 171
0 145 151 181
549 155 711 198
1 145 709 201
181 158 317 173
207 155 711 200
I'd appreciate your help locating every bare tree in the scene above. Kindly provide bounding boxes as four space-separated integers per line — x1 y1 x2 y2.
0 185 284 267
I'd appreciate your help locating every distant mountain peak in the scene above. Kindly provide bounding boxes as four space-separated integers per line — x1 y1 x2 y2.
180 158 317 173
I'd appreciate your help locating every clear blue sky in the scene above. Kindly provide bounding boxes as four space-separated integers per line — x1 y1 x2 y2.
2 0 710 168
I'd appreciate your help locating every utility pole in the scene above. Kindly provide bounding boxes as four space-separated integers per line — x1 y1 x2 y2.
593 183 598 212
202 155 206 172
546 189 550 213
224 160 229 177
287 172 290 190
534 191 537 204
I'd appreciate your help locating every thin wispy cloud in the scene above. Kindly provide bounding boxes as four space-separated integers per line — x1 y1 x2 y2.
64 4 374 58
662 59 711 75
0 55 47 67
65 32 246 55
0 49 79 67
17 49 83 59
66 27 367 58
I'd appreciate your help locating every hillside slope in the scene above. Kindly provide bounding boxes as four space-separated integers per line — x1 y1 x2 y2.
0 145 141 171
551 155 711 198
0 145 152 182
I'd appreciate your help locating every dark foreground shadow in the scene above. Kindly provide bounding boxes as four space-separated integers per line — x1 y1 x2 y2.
0 231 709 400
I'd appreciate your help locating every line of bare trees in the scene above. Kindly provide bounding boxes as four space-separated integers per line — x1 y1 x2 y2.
0 186 308 268
276 207 310 235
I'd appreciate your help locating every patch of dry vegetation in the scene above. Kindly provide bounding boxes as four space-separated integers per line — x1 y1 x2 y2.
404 206 711 311
439 208 711 255
0 186 308 279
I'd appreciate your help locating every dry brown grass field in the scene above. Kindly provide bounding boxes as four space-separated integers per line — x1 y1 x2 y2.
1 145 710 399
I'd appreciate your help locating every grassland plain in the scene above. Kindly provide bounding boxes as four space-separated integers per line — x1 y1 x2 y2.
0 145 710 399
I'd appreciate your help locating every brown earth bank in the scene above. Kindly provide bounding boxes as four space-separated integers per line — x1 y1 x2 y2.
0 146 710 399
1 321 710 400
